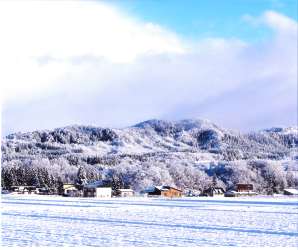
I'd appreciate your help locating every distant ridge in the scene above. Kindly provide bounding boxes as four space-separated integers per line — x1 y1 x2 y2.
2 118 297 193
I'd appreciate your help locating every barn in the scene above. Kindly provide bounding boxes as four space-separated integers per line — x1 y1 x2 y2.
144 186 182 198
236 183 253 192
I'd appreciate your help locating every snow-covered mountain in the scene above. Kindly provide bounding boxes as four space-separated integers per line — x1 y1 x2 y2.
2 119 298 193
3 119 297 160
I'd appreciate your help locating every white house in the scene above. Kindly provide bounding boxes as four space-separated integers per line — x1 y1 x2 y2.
117 189 134 197
96 187 112 198
83 181 112 198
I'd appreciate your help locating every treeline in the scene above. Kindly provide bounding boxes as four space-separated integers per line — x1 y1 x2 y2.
2 157 297 194
1 158 97 189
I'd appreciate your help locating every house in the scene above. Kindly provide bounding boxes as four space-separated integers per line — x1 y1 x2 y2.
1 189 10 194
62 183 76 195
83 181 112 198
36 187 57 195
224 183 257 197
224 190 239 197
117 189 134 197
83 187 112 198
201 187 225 197
284 188 298 195
62 184 82 197
36 187 50 195
143 186 182 198
184 189 201 197
236 183 253 192
11 186 37 194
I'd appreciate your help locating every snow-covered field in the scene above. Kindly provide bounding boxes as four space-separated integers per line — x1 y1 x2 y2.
1 194 298 247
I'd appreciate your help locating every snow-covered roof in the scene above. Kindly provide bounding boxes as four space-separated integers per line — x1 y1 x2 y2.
226 190 258 195
118 189 134 192
144 186 156 193
284 189 298 195
238 191 258 194
155 186 170 191
64 186 77 191
226 190 237 193
144 185 182 192
84 180 104 188
159 185 182 192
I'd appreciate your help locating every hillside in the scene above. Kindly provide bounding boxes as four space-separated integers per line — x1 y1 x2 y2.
2 119 298 193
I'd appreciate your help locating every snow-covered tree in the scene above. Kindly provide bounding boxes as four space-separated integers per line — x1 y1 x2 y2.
76 166 88 188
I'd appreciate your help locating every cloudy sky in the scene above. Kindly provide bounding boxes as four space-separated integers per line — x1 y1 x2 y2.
0 0 297 135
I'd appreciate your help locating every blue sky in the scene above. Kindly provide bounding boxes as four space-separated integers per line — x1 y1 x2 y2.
108 0 297 41
0 1 297 135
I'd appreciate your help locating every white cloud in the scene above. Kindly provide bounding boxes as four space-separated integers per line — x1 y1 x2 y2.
0 1 184 103
262 10 297 33
243 10 297 39
0 2 297 134
0 1 185 61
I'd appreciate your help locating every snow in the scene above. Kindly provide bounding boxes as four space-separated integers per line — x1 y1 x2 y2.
84 180 103 188
2 194 298 247
284 189 298 195
282 127 298 135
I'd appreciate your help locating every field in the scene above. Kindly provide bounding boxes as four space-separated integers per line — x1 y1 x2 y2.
1 194 298 247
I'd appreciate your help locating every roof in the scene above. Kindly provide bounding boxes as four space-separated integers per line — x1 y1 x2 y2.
118 189 134 192
11 186 36 188
284 189 298 194
159 186 182 192
63 183 76 187
236 183 253 187
144 185 182 193
156 186 170 191
213 187 225 193
64 186 77 191
226 190 258 194
143 186 156 193
84 180 104 188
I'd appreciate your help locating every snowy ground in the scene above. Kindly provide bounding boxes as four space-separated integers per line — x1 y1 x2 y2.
1 194 298 247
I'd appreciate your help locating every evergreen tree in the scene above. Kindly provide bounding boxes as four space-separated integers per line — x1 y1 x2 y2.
57 177 64 195
76 166 88 189
2 169 13 189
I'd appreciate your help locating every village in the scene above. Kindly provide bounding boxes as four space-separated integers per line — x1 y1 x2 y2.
3 181 298 198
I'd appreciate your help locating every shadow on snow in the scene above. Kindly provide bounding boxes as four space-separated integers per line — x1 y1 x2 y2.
3 212 298 238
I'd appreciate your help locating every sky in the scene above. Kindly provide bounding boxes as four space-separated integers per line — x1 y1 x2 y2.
0 0 297 135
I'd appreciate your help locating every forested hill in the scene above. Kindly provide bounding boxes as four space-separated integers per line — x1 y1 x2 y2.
2 119 298 193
